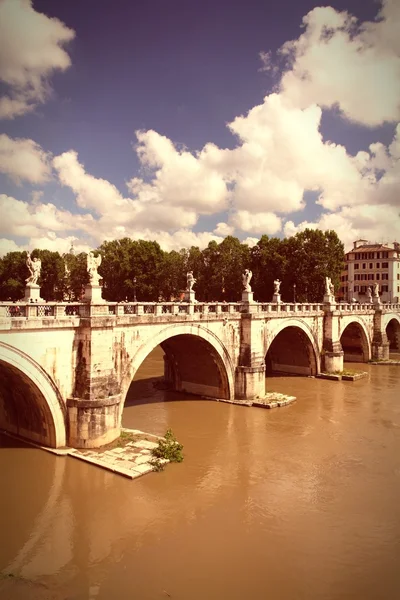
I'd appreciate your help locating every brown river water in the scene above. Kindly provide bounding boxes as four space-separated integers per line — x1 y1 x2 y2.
1 348 400 600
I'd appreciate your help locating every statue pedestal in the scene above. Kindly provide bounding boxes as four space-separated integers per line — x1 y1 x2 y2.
184 290 196 303
272 293 281 304
323 294 335 304
24 284 43 302
84 285 104 303
373 296 381 307
242 290 254 303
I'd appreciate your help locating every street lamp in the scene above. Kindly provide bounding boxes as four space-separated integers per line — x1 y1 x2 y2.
293 282 296 303
133 277 137 302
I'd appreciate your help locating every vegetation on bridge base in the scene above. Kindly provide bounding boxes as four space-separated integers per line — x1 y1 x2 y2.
150 429 184 472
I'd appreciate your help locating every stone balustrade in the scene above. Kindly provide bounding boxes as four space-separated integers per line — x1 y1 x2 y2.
1 299 399 323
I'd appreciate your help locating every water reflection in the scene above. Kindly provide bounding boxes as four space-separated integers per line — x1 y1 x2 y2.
1 350 399 600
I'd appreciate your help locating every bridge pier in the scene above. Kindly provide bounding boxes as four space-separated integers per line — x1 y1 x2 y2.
322 304 344 373
372 308 390 361
67 319 123 448
235 312 265 399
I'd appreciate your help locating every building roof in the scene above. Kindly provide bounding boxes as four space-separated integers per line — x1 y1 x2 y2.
348 244 395 254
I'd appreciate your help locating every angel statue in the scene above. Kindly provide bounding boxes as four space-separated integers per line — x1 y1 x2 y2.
274 279 281 294
87 251 102 285
25 251 41 285
186 271 196 291
373 282 379 297
325 276 334 296
242 269 252 292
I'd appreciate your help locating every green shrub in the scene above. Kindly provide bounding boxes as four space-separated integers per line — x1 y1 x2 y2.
150 429 183 471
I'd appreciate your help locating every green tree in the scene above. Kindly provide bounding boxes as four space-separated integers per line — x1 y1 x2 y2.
0 251 28 300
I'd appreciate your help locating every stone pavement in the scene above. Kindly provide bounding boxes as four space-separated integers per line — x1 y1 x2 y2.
68 429 167 479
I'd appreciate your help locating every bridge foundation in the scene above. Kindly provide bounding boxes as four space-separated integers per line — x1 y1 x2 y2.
236 312 265 399
67 395 121 448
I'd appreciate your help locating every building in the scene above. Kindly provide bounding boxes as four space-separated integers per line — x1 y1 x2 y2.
340 240 400 303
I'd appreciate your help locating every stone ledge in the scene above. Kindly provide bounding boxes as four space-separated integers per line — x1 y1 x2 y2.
67 395 121 408
369 360 400 366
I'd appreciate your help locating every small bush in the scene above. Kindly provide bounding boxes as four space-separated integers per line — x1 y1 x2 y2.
150 429 183 471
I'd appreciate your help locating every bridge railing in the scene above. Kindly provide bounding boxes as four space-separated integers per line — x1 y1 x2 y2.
1 300 399 321
257 303 324 313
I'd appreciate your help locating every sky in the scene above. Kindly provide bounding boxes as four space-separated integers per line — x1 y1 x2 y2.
0 0 399 256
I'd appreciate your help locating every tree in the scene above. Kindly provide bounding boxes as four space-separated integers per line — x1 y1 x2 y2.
281 229 344 302
0 251 28 300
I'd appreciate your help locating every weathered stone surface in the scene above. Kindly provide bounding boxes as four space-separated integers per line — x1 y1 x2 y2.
0 300 399 448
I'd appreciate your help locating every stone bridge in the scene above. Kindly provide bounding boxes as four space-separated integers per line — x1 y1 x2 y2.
0 298 399 449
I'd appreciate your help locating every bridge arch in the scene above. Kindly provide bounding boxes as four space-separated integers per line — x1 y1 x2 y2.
339 318 371 362
264 319 320 376
0 342 66 448
120 324 235 415
384 315 400 351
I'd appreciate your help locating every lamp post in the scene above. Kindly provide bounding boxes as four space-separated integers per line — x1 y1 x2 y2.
293 282 296 303
133 277 137 302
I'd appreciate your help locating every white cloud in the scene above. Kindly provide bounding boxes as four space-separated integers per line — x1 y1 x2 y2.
0 194 92 239
242 237 259 247
129 130 230 213
0 134 52 183
279 1 400 126
0 0 75 119
213 222 234 236
0 237 22 256
284 203 400 251
230 210 282 235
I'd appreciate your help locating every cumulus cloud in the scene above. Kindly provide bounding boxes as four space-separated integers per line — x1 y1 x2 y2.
0 134 52 183
0 194 92 239
0 0 75 119
213 222 234 236
284 203 400 251
129 130 230 213
279 1 400 126
230 210 282 235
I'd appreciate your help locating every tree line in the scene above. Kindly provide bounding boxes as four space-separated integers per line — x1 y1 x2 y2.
0 229 344 303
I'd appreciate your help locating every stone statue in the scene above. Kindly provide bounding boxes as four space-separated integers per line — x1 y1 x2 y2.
25 252 41 285
242 269 252 292
186 271 196 291
366 286 372 302
87 251 102 285
325 276 334 296
373 282 379 297
274 279 281 294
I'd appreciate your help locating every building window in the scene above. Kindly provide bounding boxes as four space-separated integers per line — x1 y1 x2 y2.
383 252 389 258
368 274 374 280
382 285 388 292
376 263 380 268
354 286 359 292
382 262 389 268
362 263 366 269
376 274 380 280
354 263 359 269
382 273 389 280
397 274 399 280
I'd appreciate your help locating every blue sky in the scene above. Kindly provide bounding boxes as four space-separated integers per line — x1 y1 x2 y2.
0 0 399 254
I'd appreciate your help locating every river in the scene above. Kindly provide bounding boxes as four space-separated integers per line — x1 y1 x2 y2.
1 348 400 600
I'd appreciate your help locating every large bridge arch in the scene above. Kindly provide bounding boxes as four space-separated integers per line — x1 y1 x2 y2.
119 324 235 415
264 319 320 376
0 342 66 448
339 318 371 362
